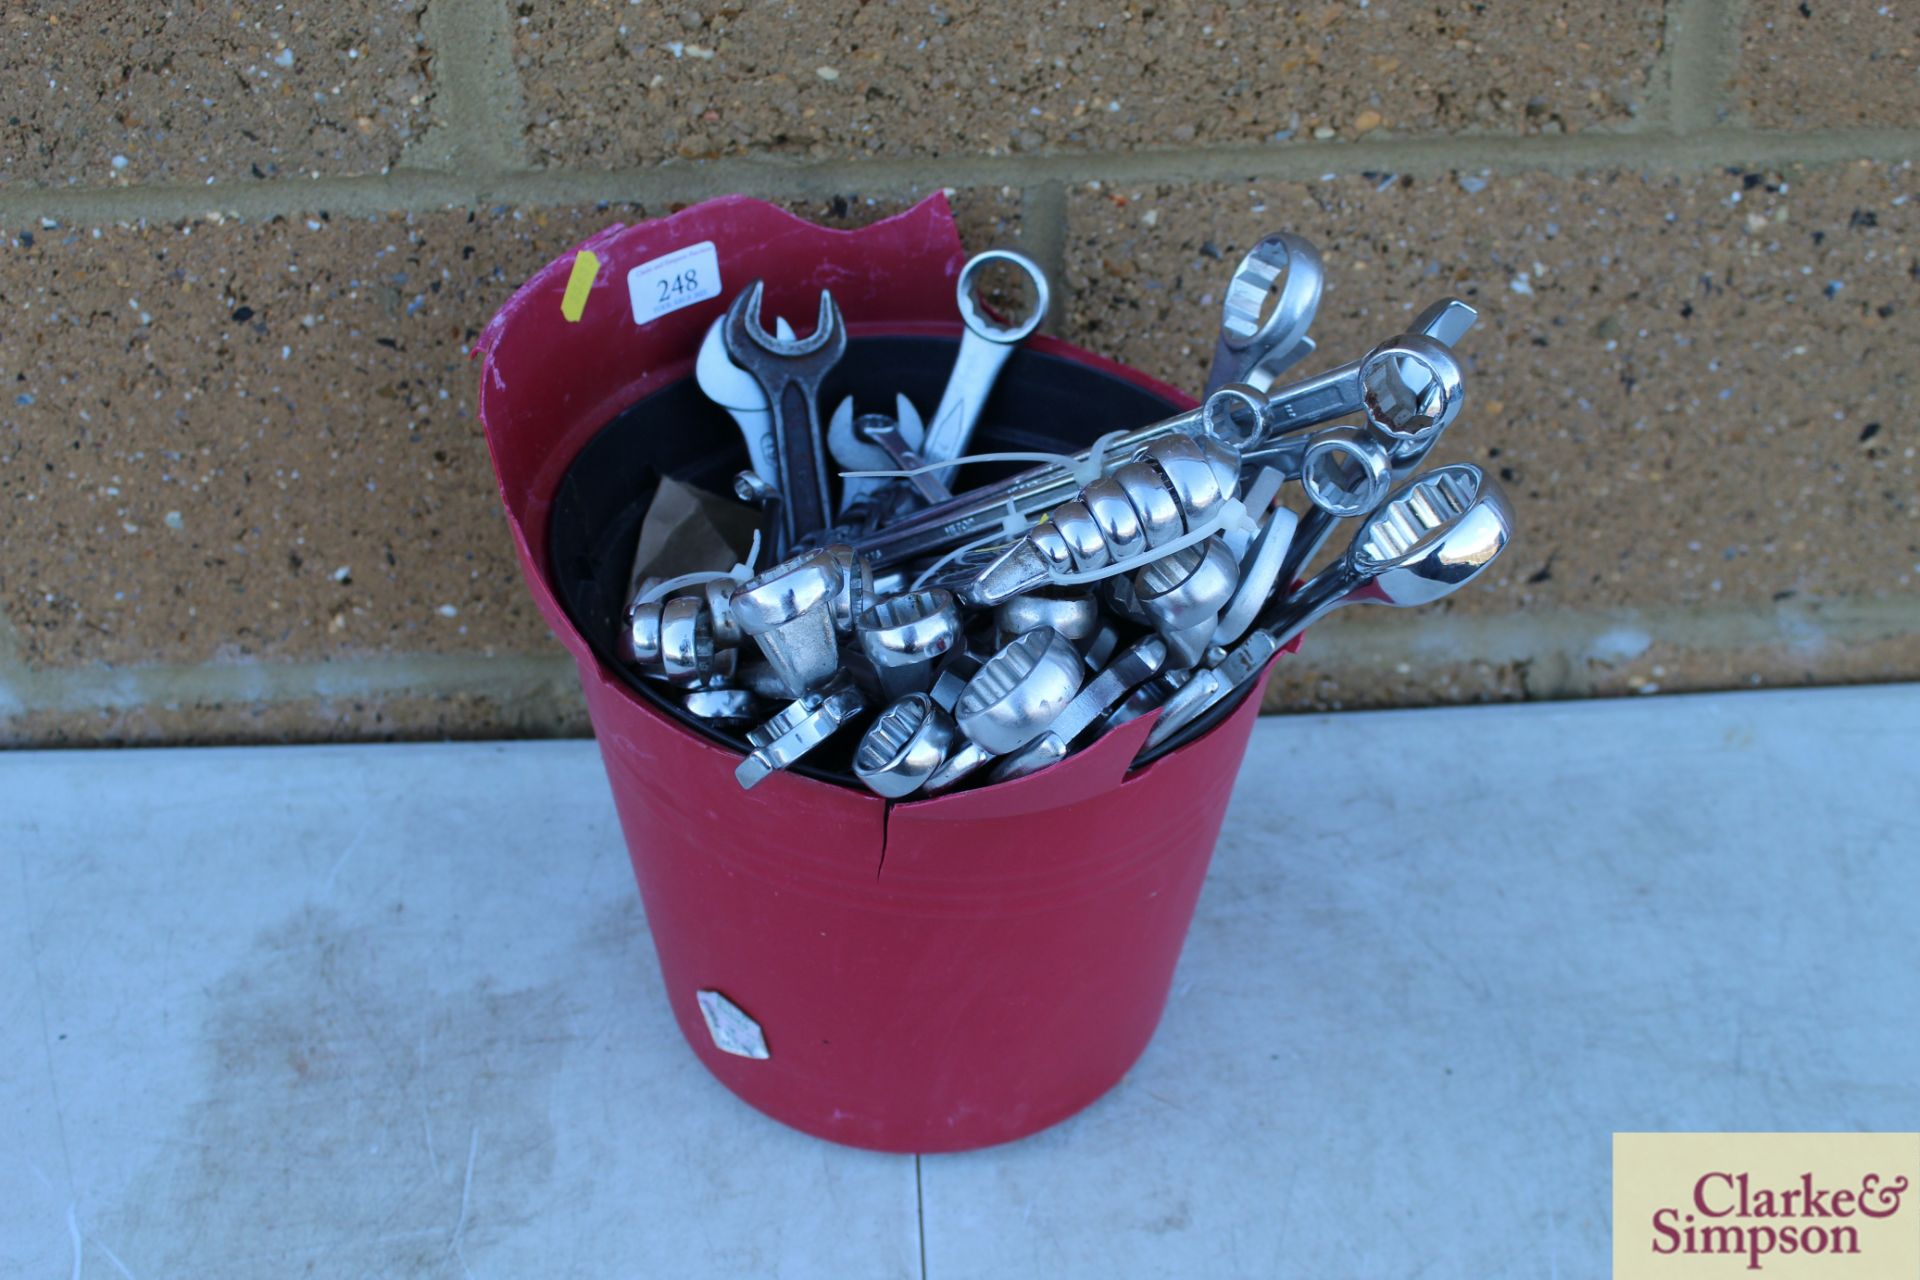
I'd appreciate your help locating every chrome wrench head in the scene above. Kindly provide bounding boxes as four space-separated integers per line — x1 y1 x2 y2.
993 588 1100 649
702 576 745 649
956 249 1051 344
733 468 779 507
730 548 844 697
826 544 873 635
1239 306 1474 460
1114 461 1186 550
1257 463 1515 647
857 588 963 701
1143 433 1236 524
853 693 958 798
657 595 717 686
735 684 867 790
1360 333 1465 445
1135 536 1242 667
620 595 666 668
1349 465 1513 607
1134 537 1240 632
1079 476 1146 562
954 627 1084 755
1200 382 1269 451
1204 231 1324 396
1023 633 1170 762
1300 426 1395 518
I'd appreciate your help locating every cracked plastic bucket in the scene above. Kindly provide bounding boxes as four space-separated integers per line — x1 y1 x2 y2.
476 194 1284 1152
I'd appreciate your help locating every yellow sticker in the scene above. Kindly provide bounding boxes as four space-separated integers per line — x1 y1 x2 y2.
560 250 600 323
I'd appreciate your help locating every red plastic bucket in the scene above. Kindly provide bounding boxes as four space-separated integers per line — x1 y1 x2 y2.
476 194 1284 1152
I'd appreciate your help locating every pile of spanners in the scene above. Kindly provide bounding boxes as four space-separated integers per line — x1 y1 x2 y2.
622 231 1516 794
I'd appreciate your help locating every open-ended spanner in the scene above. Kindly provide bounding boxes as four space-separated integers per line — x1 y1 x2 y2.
722 282 846 555
863 422 951 504
696 312 795 486
829 393 937 512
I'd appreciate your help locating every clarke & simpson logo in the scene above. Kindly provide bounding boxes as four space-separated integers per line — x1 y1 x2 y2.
1615 1134 1920 1280
1651 1170 1908 1269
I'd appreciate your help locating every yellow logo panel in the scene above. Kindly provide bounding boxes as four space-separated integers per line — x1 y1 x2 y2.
1615 1133 1919 1279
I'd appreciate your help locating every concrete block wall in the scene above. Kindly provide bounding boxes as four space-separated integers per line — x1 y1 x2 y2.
1 0 1914 746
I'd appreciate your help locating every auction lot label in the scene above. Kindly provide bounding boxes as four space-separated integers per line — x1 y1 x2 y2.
1615 1133 1918 1279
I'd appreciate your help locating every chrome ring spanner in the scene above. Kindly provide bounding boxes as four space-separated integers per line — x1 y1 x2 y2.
919 249 1050 486
1272 297 1480 590
1203 232 1324 397
1138 463 1514 762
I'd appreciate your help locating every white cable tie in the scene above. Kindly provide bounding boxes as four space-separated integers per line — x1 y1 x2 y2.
995 499 1028 540
1071 430 1130 485
637 569 731 604
839 448 1081 482
635 530 764 605
908 527 1012 591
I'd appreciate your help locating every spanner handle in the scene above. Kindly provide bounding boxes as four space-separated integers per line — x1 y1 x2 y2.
776 381 835 553
920 335 1015 485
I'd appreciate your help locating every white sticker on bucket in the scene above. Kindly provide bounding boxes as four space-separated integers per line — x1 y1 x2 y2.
696 989 769 1060
627 241 722 325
